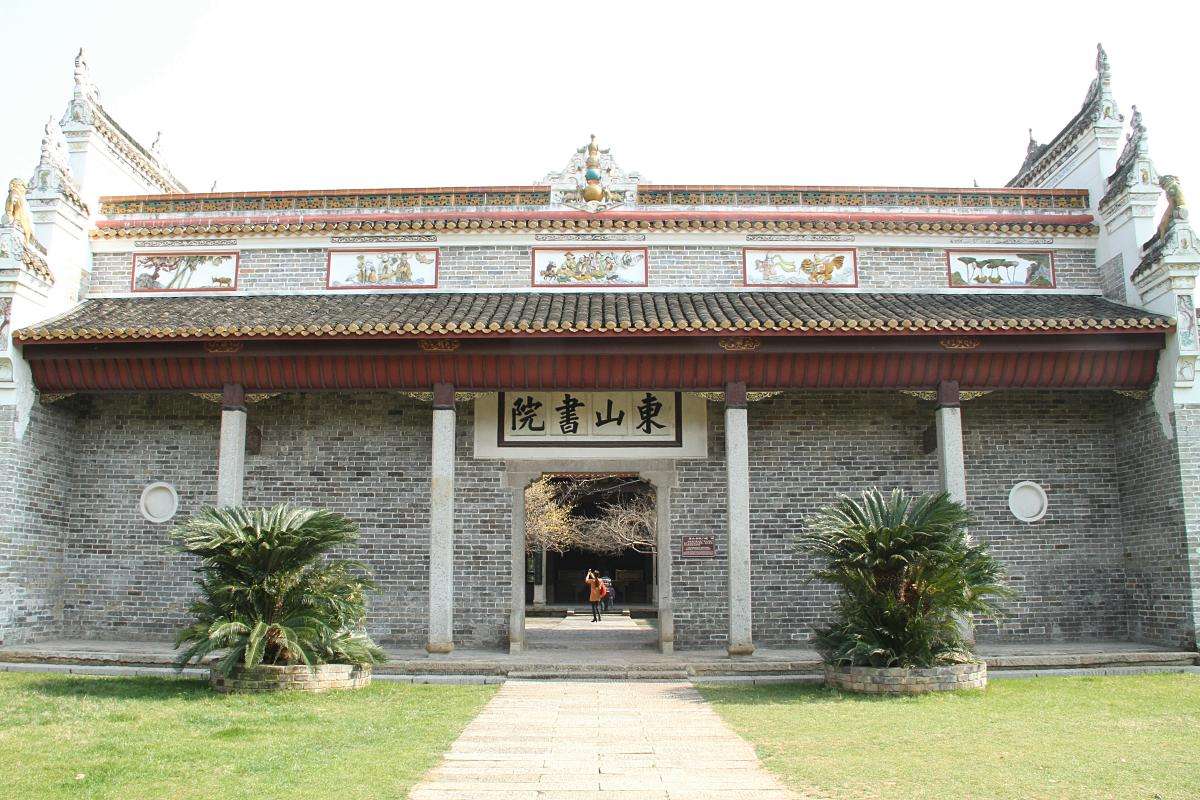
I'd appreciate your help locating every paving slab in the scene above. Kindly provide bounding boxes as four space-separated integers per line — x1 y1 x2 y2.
408 680 801 800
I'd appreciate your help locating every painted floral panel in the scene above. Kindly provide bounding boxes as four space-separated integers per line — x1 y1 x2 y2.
532 248 647 286
947 251 1055 288
743 248 857 287
327 249 438 288
132 253 237 291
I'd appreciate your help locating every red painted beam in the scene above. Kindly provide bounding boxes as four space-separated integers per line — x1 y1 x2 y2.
28 349 1160 393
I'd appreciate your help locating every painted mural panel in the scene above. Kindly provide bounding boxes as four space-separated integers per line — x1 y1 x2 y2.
0 297 10 351
132 253 238 292
498 390 680 446
947 250 1055 288
327 248 438 289
743 248 857 287
531 247 648 286
1178 294 1197 352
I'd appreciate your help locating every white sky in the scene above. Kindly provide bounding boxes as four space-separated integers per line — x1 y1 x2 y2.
2 0 1198 195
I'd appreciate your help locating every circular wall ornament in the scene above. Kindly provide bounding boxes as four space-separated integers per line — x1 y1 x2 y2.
1008 481 1048 522
140 482 179 524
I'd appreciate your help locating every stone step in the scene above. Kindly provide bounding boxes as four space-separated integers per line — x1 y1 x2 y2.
2 643 1193 677
508 669 692 680
985 650 1198 669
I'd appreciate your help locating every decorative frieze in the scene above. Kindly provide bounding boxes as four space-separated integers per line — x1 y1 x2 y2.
132 252 238 292
743 248 857 287
135 239 238 248
531 247 647 287
326 249 438 289
946 250 1054 288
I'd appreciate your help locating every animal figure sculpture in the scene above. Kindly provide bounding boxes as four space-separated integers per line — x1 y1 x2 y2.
800 254 846 283
4 179 37 248
1158 175 1189 241
210 276 233 288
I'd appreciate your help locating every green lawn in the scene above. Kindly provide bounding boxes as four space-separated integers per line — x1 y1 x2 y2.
699 673 1200 800
0 672 495 800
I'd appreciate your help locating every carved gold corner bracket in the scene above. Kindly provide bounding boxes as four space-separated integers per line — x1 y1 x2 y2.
899 389 993 402
938 337 982 351
718 337 762 352
418 339 461 352
697 390 783 402
191 392 280 405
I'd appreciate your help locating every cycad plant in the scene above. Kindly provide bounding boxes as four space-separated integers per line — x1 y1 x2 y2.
799 489 1011 668
174 505 386 676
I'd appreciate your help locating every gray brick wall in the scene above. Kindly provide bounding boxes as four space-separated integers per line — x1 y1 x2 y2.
673 390 1133 649
57 392 511 648
1052 249 1102 292
1116 398 1198 648
671 408 728 648
0 402 75 644
86 245 1106 295
238 249 326 292
857 248 947 290
63 395 218 638
1099 252 1127 302
88 253 132 294
440 246 531 290
965 391 1126 642
6 386 1195 651
1177 405 1200 649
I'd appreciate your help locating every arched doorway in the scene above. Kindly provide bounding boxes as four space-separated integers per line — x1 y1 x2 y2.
504 460 677 654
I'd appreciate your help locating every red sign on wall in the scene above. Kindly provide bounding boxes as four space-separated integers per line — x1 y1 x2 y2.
681 535 717 559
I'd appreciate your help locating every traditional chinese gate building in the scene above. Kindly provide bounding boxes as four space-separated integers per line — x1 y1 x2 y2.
2 48 1198 655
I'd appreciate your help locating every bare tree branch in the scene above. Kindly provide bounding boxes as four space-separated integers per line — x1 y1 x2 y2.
523 476 657 555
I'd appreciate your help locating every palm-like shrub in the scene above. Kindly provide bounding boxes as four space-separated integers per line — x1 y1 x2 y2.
799 489 1011 668
174 505 386 676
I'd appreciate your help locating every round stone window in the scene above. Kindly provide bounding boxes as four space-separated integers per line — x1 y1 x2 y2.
1008 481 1048 523
140 482 179 524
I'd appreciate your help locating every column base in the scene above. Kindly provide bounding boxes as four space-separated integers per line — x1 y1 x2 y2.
508 641 524 654
659 641 674 655
425 642 454 655
727 643 756 657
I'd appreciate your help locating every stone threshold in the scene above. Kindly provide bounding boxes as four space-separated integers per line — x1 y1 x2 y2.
3 661 1197 685
0 639 1195 680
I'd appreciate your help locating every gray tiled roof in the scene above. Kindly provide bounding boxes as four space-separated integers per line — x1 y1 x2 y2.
16 291 1171 342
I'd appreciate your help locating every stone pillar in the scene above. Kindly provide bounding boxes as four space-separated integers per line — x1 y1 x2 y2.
216 383 247 507
935 380 966 504
532 549 548 606
655 482 675 654
509 484 526 653
427 382 455 655
725 381 754 656
935 379 973 643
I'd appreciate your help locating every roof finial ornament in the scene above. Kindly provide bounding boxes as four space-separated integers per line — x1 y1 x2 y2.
581 134 606 202
542 136 639 211
1084 42 1121 124
73 47 100 103
1119 104 1148 164
1096 42 1111 81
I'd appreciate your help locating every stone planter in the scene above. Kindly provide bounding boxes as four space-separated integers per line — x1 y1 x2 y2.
210 663 372 693
824 661 986 694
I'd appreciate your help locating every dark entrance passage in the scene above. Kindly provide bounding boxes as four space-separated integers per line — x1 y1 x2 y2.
545 547 654 607
524 474 658 615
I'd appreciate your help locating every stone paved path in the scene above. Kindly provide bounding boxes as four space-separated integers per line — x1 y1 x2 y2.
408 679 798 800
